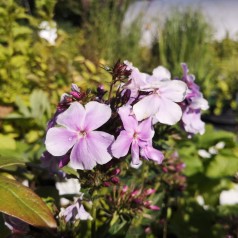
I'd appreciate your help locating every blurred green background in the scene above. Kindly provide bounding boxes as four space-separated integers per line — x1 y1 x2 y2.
0 0 238 237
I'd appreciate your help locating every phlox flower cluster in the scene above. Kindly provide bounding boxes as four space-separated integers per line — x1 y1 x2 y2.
44 61 208 171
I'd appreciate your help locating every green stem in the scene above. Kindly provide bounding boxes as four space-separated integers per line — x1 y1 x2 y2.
91 205 97 238
162 194 169 238
163 209 168 238
107 81 114 101
91 190 98 238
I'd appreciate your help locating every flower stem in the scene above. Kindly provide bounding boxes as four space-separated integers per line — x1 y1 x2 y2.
163 211 168 238
162 195 169 238
91 205 97 238
91 190 97 238
107 81 114 102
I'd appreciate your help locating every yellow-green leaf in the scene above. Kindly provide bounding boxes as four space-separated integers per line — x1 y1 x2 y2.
0 176 57 228
84 60 96 73
0 134 16 150
0 157 25 168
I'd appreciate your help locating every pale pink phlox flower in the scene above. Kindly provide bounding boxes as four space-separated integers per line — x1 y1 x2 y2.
123 61 149 101
111 106 164 168
45 101 114 170
180 63 208 135
133 66 188 125
181 63 209 110
61 199 92 222
182 107 205 135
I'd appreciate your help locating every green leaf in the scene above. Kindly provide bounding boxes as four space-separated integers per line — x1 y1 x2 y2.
0 157 25 169
61 166 79 178
205 149 238 178
198 125 236 148
0 134 16 150
0 176 57 228
179 142 203 176
84 60 96 73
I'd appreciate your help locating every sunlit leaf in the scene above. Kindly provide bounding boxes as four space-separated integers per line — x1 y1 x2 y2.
0 176 57 228
0 157 25 169
0 134 16 150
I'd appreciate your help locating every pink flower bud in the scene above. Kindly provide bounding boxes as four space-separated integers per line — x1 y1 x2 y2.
176 163 186 172
103 182 111 187
133 198 143 205
121 185 128 195
145 188 156 196
131 189 140 197
147 205 160 211
111 176 120 184
111 168 121 176
143 201 160 210
162 167 168 173
145 227 152 234
71 83 80 92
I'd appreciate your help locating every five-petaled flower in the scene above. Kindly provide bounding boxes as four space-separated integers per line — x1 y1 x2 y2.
45 101 114 170
131 65 188 125
111 106 164 168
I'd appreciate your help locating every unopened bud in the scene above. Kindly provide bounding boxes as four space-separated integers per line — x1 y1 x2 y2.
144 201 160 210
131 189 140 197
121 185 128 195
162 167 168 173
103 182 111 187
145 188 156 196
111 176 120 184
71 83 80 92
111 168 121 176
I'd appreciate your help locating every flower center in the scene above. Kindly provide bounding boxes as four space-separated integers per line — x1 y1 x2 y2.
155 89 160 95
78 130 87 138
133 132 138 139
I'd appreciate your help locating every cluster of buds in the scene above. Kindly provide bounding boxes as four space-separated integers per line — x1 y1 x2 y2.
161 152 187 191
104 185 160 217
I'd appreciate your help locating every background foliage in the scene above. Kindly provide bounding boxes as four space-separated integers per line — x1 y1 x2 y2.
0 0 238 237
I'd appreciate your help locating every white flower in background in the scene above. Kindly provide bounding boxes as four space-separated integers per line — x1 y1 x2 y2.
196 195 209 210
215 141 226 150
220 185 238 205
198 149 211 158
198 141 226 159
56 179 81 206
208 146 218 155
38 21 57 45
196 195 205 206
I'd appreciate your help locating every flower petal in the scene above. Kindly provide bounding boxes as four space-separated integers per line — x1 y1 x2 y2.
84 101 111 131
76 204 93 220
138 117 154 141
155 98 182 125
130 142 142 169
160 80 187 102
182 109 205 135
111 130 132 158
45 127 77 156
142 146 164 164
118 106 138 132
133 94 160 121
70 139 97 170
57 102 85 131
190 97 209 110
86 131 114 165
152 66 171 81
